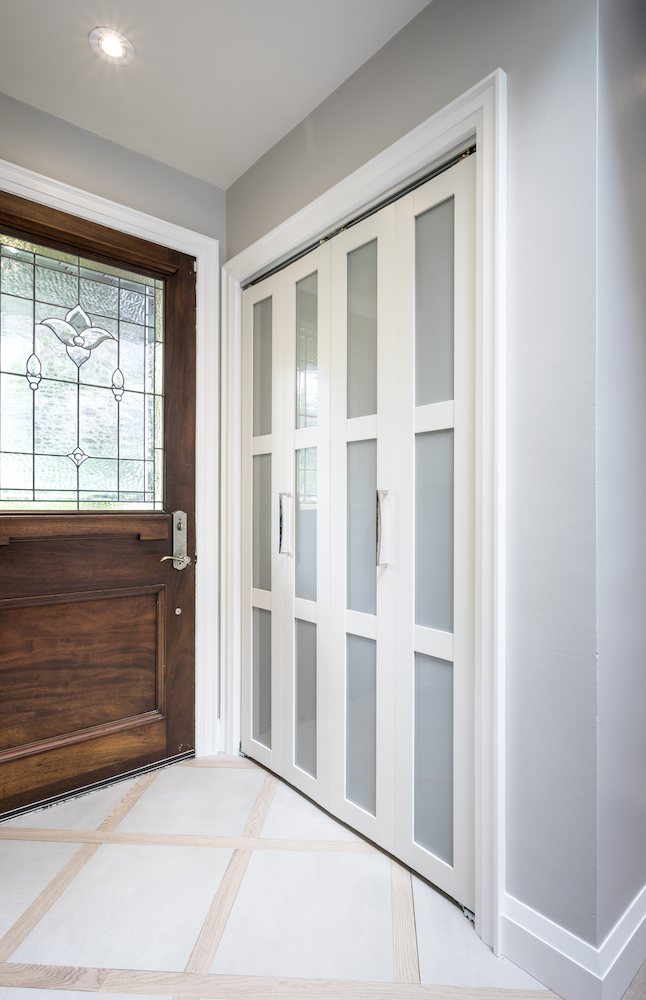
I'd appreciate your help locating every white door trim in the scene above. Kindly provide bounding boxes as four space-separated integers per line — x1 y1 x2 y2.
0 155 220 760
221 68 507 951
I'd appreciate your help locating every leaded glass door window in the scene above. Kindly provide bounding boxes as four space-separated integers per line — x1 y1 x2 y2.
0 233 164 510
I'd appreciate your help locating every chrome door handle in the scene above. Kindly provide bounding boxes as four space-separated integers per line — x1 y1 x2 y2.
279 492 293 554
160 510 191 570
376 489 388 567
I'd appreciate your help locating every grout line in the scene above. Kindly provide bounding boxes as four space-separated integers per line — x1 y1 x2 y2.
0 962 557 998
0 771 159 962
391 860 421 984
180 773 279 980
0 827 377 853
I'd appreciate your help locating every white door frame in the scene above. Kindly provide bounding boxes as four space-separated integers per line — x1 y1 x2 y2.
0 155 220 759
221 69 507 951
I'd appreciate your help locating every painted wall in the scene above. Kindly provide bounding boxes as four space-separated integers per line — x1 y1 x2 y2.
597 0 646 945
227 0 601 945
0 91 226 260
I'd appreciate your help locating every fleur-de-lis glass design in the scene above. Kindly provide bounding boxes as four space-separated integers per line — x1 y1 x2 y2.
111 367 125 401
26 353 42 390
40 304 115 368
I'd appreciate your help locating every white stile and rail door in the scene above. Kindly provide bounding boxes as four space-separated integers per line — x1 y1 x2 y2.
241 152 476 911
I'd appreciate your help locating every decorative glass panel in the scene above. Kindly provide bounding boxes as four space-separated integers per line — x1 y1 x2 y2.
346 633 376 815
0 235 164 510
295 447 317 601
295 272 317 428
295 618 317 777
253 297 272 437
347 439 377 615
253 607 272 748
415 430 454 632
347 240 377 419
414 652 453 864
415 199 454 406
253 453 272 591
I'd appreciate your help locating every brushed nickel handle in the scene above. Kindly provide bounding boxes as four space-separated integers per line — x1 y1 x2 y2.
159 511 191 570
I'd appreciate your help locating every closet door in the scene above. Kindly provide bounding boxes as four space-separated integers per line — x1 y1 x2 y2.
393 154 476 907
328 210 396 849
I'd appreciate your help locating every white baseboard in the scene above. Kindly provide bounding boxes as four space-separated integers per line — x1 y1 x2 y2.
501 887 646 1000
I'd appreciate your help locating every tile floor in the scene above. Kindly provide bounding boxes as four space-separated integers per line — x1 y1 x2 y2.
0 755 554 999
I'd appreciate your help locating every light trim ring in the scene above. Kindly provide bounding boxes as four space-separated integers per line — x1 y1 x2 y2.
89 27 136 65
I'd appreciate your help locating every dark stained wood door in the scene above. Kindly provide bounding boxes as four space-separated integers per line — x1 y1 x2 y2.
0 192 196 815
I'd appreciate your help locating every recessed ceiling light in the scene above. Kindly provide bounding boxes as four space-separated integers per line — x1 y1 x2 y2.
89 27 135 65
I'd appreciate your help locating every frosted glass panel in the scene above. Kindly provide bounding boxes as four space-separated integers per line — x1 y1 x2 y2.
416 198 454 406
347 240 377 418
253 607 271 748
253 453 271 591
0 235 163 510
347 439 376 615
295 447 317 601
416 430 453 632
415 653 453 864
346 633 376 815
295 619 317 777
253 297 272 437
296 272 317 428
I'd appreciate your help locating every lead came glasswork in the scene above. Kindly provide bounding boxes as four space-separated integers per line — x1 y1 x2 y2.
414 652 453 864
0 234 164 509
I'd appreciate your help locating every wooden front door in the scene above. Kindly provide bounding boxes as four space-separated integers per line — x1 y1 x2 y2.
0 192 196 816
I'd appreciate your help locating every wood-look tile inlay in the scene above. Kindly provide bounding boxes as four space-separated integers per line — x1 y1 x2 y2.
0 771 159 962
0 963 554 998
391 860 421 984
182 773 279 976
0 827 378 853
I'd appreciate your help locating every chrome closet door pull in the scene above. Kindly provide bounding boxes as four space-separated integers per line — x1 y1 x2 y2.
376 489 388 567
279 492 293 554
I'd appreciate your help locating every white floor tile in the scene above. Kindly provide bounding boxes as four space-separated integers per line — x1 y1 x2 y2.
116 764 265 836
260 781 360 841
12 844 233 972
211 849 394 982
413 875 547 989
0 841 80 939
1 779 137 831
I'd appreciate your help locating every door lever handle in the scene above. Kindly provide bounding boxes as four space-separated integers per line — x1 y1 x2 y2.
160 554 191 568
159 511 191 570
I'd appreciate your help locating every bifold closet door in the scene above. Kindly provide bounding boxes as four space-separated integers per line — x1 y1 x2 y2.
241 248 331 804
392 154 476 908
328 209 396 849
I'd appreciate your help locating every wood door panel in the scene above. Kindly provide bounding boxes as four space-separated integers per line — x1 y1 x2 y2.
0 192 196 817
0 589 163 752
0 719 167 812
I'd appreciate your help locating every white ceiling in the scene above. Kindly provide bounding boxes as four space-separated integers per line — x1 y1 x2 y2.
0 0 429 189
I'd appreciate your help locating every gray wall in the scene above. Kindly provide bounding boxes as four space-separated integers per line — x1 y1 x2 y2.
0 91 226 260
597 0 646 944
227 0 601 944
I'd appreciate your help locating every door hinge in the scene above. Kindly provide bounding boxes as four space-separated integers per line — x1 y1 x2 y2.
238 742 249 759
193 260 197 272
461 905 475 924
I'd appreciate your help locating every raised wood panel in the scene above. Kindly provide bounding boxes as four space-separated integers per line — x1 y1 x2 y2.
0 720 166 811
0 588 164 753
0 514 170 546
